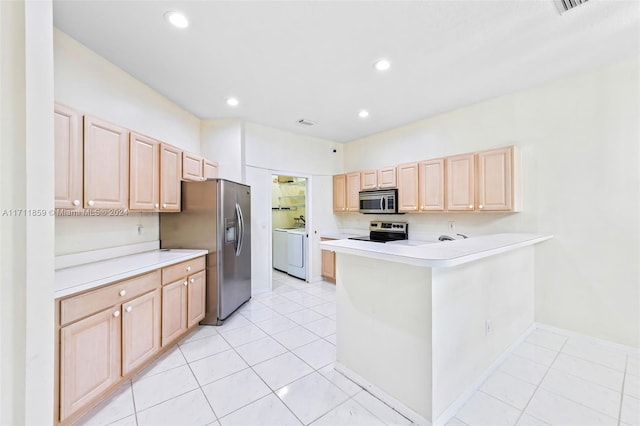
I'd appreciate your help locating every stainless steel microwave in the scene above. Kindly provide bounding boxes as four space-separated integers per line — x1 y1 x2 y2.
359 189 398 214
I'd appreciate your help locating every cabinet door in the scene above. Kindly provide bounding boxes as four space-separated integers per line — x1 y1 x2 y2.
129 133 159 211
84 116 129 209
121 289 161 375
333 174 347 212
60 307 121 421
346 172 361 211
446 153 475 211
378 167 397 189
477 146 513 211
54 103 83 209
397 163 419 212
360 170 378 190
203 159 218 179
160 143 182 212
161 279 187 346
182 152 204 181
419 159 445 211
187 270 206 328
320 239 336 283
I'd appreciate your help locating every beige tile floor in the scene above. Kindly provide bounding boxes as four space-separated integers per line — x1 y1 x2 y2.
75 271 640 426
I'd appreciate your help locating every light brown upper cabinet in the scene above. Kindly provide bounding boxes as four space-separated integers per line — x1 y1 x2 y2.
446 153 475 211
54 103 83 209
182 152 204 181
160 143 182 212
397 163 419 212
203 159 219 179
419 158 446 211
84 116 129 209
477 146 520 211
346 172 361 211
333 174 347 212
129 133 159 211
360 167 397 191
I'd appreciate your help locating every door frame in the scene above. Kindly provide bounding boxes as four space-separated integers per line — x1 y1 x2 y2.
268 171 312 288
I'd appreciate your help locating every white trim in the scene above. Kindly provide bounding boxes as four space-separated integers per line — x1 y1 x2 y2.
55 241 159 269
534 322 640 355
334 362 432 426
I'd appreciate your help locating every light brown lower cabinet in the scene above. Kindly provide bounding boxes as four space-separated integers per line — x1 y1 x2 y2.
56 256 206 425
321 238 336 284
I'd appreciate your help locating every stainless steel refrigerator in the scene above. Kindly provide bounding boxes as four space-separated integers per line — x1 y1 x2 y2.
160 179 251 325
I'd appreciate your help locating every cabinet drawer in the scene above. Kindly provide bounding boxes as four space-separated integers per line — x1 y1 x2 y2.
60 270 160 326
162 256 206 284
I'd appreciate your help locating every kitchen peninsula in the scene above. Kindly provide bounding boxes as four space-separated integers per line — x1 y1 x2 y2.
320 233 552 425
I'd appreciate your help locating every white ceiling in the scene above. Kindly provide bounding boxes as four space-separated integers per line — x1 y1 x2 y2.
52 0 640 143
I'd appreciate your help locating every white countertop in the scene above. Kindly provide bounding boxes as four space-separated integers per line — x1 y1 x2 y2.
55 249 208 299
319 233 553 268
319 230 368 240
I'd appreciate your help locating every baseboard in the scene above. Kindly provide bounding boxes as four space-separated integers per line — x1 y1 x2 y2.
334 362 432 426
433 323 537 425
534 322 639 355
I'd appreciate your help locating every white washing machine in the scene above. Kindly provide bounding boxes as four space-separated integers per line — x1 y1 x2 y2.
286 228 306 280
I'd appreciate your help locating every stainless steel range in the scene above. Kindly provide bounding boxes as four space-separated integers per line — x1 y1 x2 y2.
349 221 408 243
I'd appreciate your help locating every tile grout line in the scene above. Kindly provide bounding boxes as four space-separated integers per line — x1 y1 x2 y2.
617 354 628 426
510 335 567 426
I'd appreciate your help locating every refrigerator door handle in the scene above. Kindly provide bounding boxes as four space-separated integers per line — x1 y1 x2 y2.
235 202 244 256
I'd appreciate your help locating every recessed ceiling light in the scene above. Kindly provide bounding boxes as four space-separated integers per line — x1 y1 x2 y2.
164 11 189 29
373 58 391 71
226 97 239 107
358 110 369 118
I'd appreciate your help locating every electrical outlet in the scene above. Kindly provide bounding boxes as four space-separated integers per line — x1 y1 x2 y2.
485 319 493 336
448 221 456 233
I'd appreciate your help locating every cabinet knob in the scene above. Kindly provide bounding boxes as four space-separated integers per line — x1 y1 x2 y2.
162 203 167 208
468 204 473 209
119 290 126 297
126 306 132 313
113 310 120 318
88 200 95 207
479 205 484 209
73 200 80 206
186 266 191 272
190 278 195 283
155 203 159 208
183 281 188 286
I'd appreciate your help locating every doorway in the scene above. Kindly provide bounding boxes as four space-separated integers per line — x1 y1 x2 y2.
271 174 309 283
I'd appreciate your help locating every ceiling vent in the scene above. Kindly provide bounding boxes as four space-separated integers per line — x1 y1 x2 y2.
556 0 589 14
297 119 316 126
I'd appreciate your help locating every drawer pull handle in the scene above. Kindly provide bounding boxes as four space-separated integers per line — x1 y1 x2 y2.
183 281 188 286
190 278 195 283
113 310 120 318
119 290 126 297
186 266 191 272
126 306 132 313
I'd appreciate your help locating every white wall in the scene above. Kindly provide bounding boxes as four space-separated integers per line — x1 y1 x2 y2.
340 57 640 347
0 0 55 423
53 29 202 255
200 118 244 183
244 122 342 292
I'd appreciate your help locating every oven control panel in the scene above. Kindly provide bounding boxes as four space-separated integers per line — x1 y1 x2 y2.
369 221 408 233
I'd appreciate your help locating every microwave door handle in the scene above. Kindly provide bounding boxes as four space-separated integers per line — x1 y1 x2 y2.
379 197 384 210
382 197 386 210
